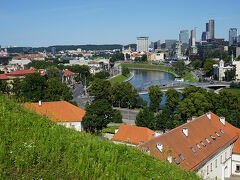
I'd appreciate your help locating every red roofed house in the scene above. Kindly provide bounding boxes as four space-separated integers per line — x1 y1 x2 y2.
6 69 38 79
139 112 240 180
112 124 156 147
24 101 85 132
62 69 77 86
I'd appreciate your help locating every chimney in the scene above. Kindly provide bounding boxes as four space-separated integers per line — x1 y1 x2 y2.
192 116 197 120
187 118 191 123
220 117 225 126
155 130 163 137
206 112 211 120
167 154 172 163
115 128 119 134
165 129 170 133
182 127 188 137
38 100 42 106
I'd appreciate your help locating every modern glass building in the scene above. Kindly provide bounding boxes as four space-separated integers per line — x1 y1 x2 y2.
179 30 189 44
229 28 238 46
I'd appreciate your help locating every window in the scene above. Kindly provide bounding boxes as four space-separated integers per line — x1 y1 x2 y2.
156 143 163 153
207 166 209 175
215 132 220 137
200 141 206 147
174 158 180 165
196 144 202 150
220 129 224 134
190 147 196 153
205 138 211 144
236 165 240 171
210 163 212 172
179 154 185 161
215 159 217 168
210 135 216 141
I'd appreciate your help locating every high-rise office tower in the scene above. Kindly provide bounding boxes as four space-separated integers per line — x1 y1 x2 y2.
208 19 215 40
137 37 149 52
179 30 189 44
229 28 238 46
190 29 196 47
201 32 207 41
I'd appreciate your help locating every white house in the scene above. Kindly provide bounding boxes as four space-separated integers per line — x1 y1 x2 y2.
139 112 240 180
24 101 85 132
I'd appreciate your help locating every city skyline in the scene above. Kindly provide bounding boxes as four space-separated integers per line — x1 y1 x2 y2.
1 0 240 47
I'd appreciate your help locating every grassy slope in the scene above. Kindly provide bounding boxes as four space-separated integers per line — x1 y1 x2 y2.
109 73 130 85
121 63 176 76
222 88 240 96
183 70 198 83
0 95 200 179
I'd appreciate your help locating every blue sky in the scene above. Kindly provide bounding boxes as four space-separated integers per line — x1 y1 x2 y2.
1 0 240 47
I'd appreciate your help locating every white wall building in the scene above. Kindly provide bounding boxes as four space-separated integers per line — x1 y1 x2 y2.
140 112 240 180
137 37 149 52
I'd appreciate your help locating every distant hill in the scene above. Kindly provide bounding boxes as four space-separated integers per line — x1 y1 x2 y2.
6 44 137 54
0 95 200 179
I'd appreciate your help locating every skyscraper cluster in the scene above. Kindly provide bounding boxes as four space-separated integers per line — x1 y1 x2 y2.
202 19 215 41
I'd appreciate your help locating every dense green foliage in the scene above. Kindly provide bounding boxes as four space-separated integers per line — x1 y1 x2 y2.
173 60 185 77
88 79 111 100
109 53 124 63
203 59 217 76
148 85 163 112
224 68 236 81
0 95 199 179
122 66 130 76
83 99 114 134
10 74 73 102
134 54 147 62
136 108 155 130
93 71 110 79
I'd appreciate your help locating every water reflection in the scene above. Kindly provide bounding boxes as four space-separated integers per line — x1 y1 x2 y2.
129 69 175 108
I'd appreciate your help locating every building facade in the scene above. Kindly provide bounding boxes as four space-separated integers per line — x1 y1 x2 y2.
208 19 215 40
139 112 240 180
137 37 149 52
229 28 238 46
179 30 189 44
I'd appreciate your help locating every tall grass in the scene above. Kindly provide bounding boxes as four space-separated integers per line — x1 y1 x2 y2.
0 95 200 179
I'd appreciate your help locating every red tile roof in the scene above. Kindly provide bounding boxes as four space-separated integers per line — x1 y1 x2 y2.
64 69 76 77
0 74 10 80
139 112 239 171
24 101 85 122
7 70 38 76
112 124 155 145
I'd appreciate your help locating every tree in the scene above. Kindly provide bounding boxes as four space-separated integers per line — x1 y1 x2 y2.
83 99 114 134
165 88 181 111
176 92 211 125
203 59 217 76
224 68 236 81
173 60 185 77
126 53 130 59
46 66 61 79
135 108 155 130
0 80 9 94
192 60 202 69
148 85 163 112
88 79 111 100
11 78 22 98
44 78 73 101
93 71 110 79
155 108 175 130
67 65 91 83
112 82 138 108
141 54 147 62
113 110 122 123
21 73 47 102
122 66 130 77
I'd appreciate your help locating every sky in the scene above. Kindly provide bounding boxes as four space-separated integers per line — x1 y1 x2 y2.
1 0 240 47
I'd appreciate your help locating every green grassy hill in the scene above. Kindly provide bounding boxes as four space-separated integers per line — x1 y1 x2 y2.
0 95 200 179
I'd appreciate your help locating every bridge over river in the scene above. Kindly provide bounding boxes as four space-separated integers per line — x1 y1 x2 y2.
137 80 231 94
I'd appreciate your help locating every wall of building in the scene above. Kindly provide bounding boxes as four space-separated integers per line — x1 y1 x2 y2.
197 144 234 180
57 121 83 131
232 153 240 176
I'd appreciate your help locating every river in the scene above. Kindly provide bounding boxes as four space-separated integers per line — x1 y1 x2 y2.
129 69 175 108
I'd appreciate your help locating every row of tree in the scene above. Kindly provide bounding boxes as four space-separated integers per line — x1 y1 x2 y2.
136 86 240 130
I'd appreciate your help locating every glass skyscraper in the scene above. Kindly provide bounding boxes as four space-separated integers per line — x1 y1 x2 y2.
179 30 189 44
229 28 238 46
